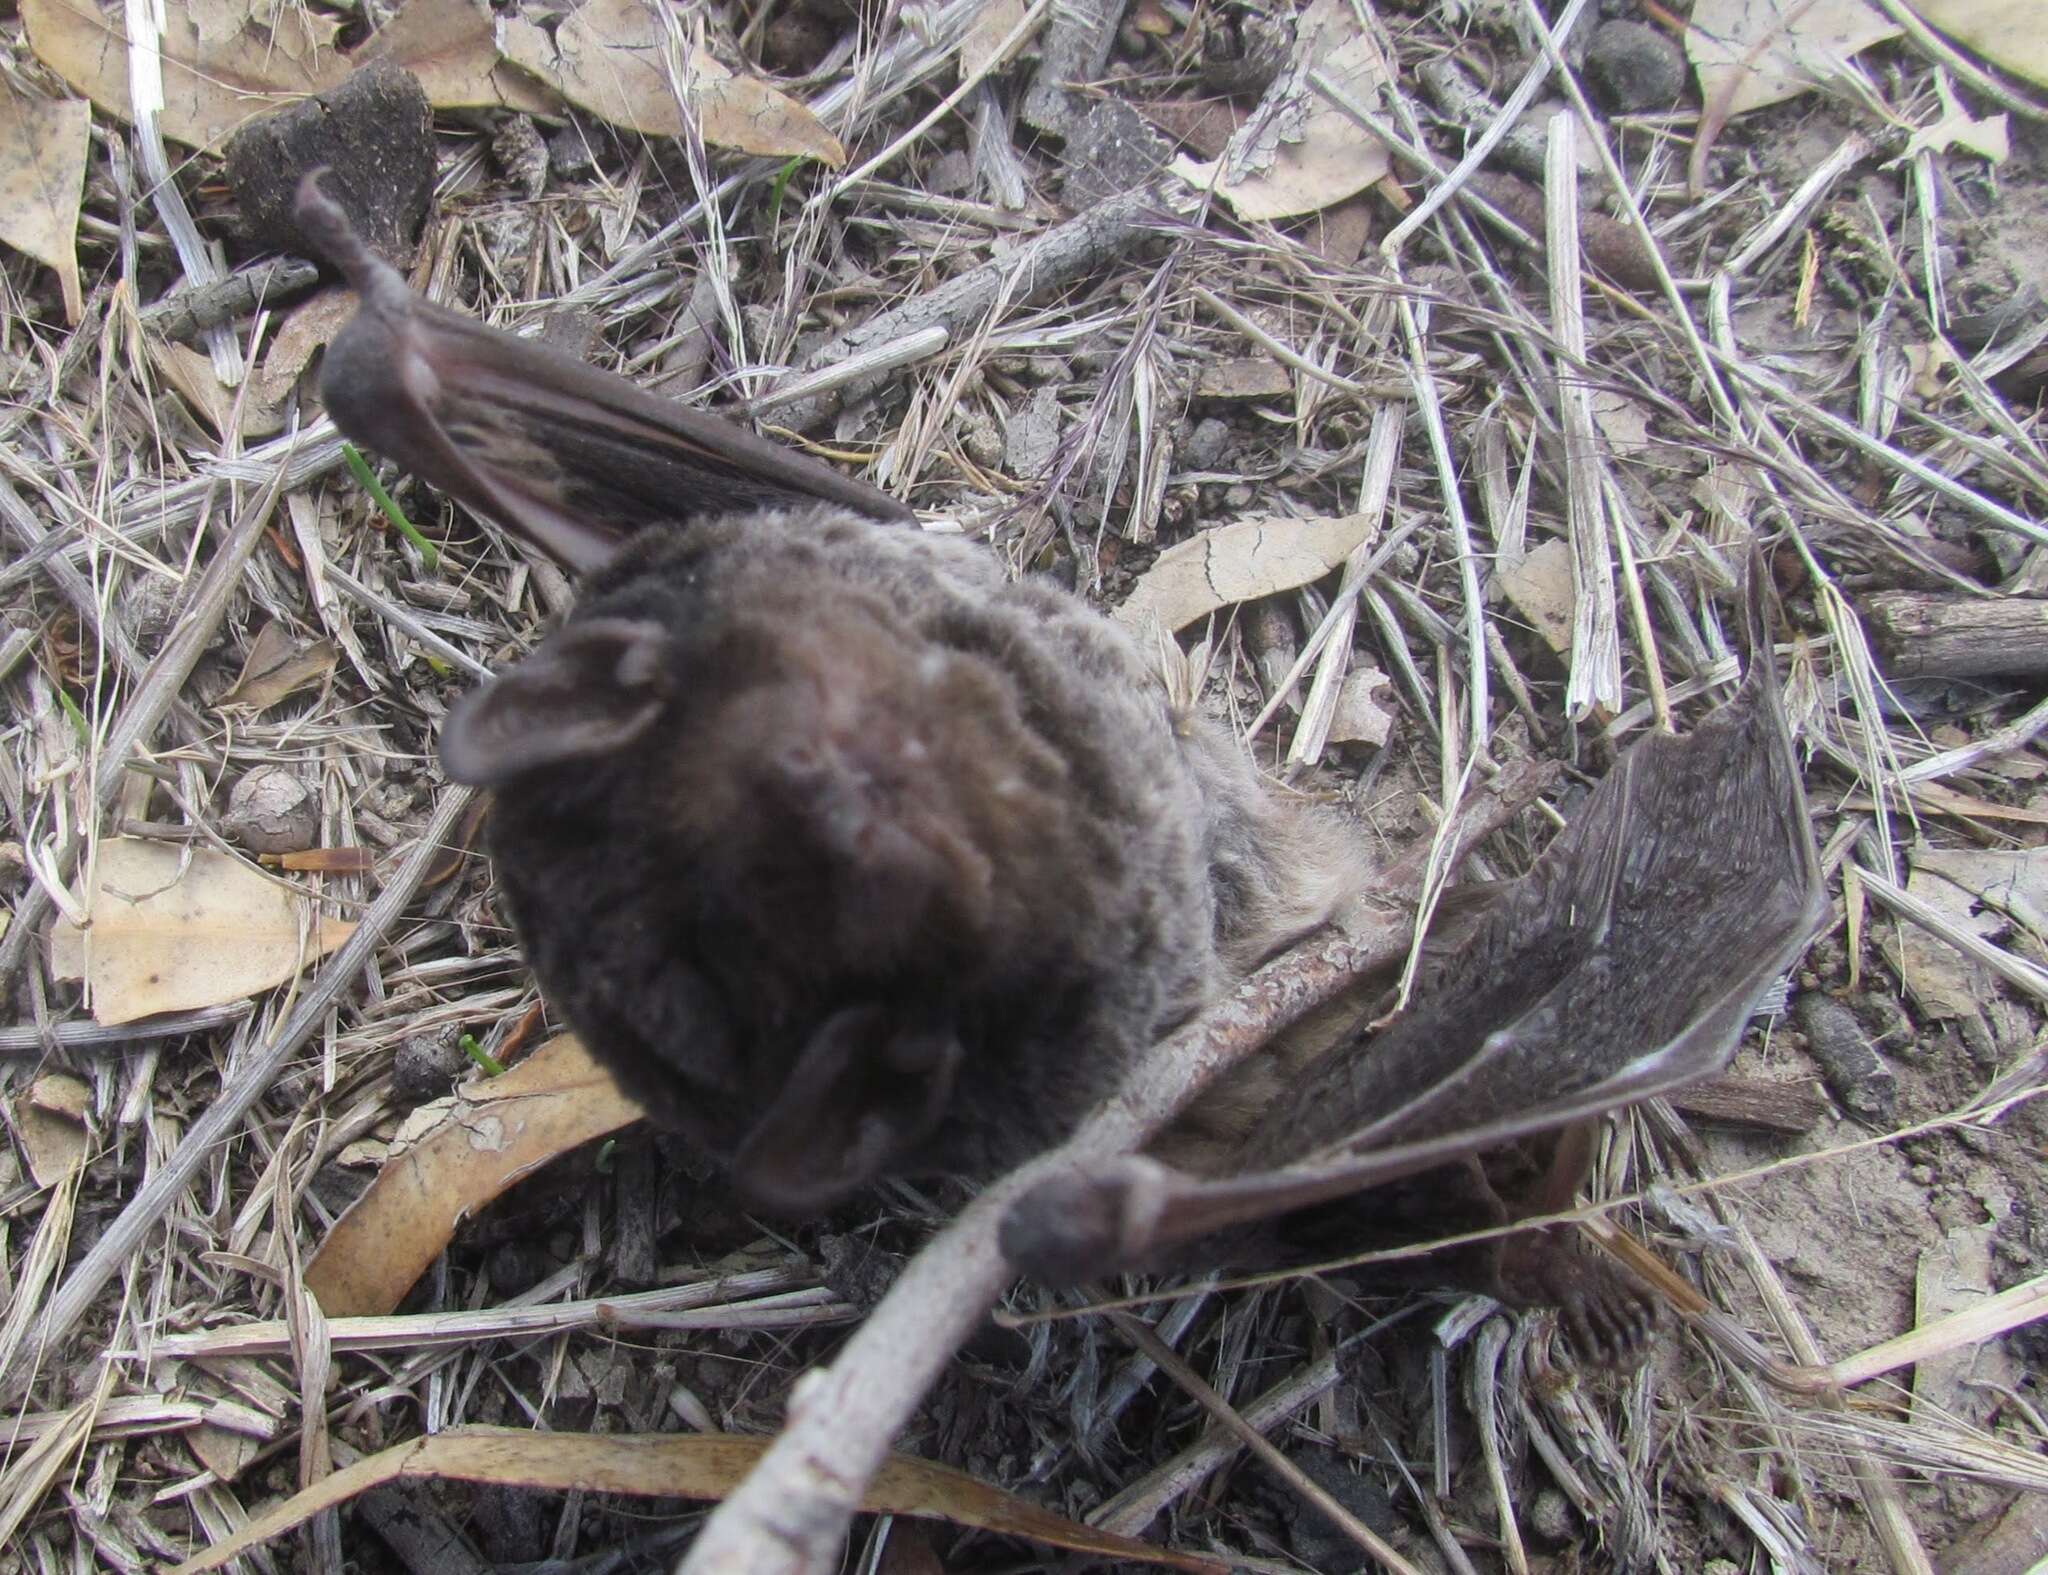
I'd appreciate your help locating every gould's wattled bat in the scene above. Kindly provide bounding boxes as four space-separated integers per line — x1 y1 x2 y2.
297 174 1823 1356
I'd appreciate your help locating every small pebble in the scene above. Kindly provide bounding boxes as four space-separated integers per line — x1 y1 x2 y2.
1182 415 1231 471
223 766 319 854
548 125 601 182
1528 1487 1576 1543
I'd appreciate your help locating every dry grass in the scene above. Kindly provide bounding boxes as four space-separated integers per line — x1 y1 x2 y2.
3 0 2048 1570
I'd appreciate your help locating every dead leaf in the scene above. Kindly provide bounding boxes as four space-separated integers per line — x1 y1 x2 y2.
1169 0 1391 221
218 622 339 712
1588 387 1653 455
1911 1164 2019 1431
501 0 845 164
48 839 355 1025
0 89 90 323
1910 846 2048 949
165 1426 1232 1575
351 0 559 115
1113 512 1378 637
303 1034 645 1318
146 337 286 440
253 288 358 412
1887 851 2002 1019
692 66 847 165
1910 0 2048 89
23 0 346 151
1497 537 1577 656
1687 0 1899 121
1895 81 2009 164
9 1074 92 1188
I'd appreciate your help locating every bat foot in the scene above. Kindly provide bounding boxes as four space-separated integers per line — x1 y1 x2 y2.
1500 1233 1662 1369
1001 1157 1177 1286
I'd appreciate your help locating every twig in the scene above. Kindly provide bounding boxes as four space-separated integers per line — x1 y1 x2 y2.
757 185 1167 431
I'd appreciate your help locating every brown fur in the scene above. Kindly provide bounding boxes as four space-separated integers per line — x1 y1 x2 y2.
456 505 1368 1208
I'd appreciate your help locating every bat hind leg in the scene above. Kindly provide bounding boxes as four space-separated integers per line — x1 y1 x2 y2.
1486 1121 1661 1368
1494 1229 1661 1369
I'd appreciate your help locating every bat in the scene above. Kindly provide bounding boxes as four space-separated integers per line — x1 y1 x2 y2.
293 173 1369 1215
1002 560 1827 1360
294 171 1823 1357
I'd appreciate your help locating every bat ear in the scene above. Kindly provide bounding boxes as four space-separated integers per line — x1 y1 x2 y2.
440 617 671 785
731 1005 962 1216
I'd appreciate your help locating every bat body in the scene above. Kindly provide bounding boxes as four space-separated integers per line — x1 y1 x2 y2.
296 175 1363 1214
441 503 1360 1210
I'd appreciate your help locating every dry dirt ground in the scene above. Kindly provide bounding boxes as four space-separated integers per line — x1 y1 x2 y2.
2 1 2047 1571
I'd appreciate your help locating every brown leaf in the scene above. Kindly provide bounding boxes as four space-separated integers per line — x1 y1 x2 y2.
9 1074 92 1188
1686 0 1898 121
1169 0 1391 221
1912 0 2048 88
1113 511 1378 637
303 1034 645 1317
23 0 347 151
501 0 845 164
353 0 561 114
165 1427 1232 1575
47 839 355 1025
217 622 339 712
0 89 89 322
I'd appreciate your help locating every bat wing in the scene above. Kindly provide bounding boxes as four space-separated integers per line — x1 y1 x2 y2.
1004 557 1827 1282
294 173 910 576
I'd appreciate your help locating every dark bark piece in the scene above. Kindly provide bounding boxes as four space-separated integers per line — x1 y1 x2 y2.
1668 1072 1830 1135
1863 590 2048 680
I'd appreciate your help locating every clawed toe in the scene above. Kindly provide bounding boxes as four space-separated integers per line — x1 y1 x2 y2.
1501 1232 1663 1369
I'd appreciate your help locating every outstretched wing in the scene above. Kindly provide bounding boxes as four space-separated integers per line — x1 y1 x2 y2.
1004 557 1827 1282
294 172 910 575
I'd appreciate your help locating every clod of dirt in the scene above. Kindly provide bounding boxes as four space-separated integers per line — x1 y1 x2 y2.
391 1029 469 1107
222 764 319 854
1583 21 1689 114
225 60 434 265
819 1233 904 1311
1280 1445 1398 1571
1794 991 1898 1122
